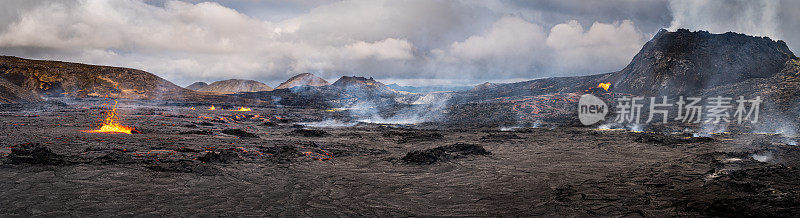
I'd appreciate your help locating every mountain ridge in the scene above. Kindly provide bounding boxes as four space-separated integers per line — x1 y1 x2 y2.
275 73 330 90
0 56 201 101
185 82 208 91
196 79 273 93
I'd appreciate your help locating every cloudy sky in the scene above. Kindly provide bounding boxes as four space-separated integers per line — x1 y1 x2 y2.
0 0 798 87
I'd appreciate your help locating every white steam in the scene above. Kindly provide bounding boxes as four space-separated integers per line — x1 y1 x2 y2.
346 92 452 125
297 119 357 128
750 153 772 162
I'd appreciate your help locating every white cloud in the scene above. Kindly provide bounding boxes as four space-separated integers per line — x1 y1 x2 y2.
0 0 276 52
431 17 644 79
0 0 650 86
450 16 546 60
344 38 414 60
546 20 643 74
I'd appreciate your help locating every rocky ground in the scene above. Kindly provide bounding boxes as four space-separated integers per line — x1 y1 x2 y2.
1 99 799 216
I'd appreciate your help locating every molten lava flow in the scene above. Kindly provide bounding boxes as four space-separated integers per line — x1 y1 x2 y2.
597 82 611 91
303 149 333 160
82 99 135 134
231 107 252 111
209 105 217 110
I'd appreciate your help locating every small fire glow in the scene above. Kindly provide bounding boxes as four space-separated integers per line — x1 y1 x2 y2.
209 105 219 110
190 107 196 110
82 99 135 134
231 107 252 111
597 82 611 91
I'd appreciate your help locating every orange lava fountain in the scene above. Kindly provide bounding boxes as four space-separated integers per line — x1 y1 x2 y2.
231 107 252 111
82 99 135 134
597 82 611 91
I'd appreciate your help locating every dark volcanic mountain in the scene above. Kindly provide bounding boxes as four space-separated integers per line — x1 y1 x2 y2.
608 29 796 96
185 82 208 91
446 29 800 125
458 29 799 99
196 79 273 93
332 76 393 91
0 56 208 102
275 73 330 89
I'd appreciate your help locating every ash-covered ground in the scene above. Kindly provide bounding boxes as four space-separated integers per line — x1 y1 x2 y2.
1 99 799 216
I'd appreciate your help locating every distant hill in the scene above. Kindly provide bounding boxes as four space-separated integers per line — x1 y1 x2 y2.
196 79 273 93
185 82 208 90
470 82 499 91
275 73 330 89
0 56 209 102
235 76 416 108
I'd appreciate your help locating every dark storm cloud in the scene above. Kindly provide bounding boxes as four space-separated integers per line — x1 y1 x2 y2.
498 0 672 33
0 0 796 86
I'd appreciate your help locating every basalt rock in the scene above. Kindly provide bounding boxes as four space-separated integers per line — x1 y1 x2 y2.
146 160 219 175
402 143 491 164
92 150 137 165
5 143 72 165
634 133 714 146
260 145 303 163
179 130 212 135
382 130 444 143
289 129 329 137
198 150 242 163
221 129 258 138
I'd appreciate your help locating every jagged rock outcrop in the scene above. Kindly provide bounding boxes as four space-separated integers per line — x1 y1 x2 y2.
275 73 330 89
196 79 273 93
0 77 41 103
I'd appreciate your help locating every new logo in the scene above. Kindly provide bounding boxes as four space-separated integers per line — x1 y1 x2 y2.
578 94 608 125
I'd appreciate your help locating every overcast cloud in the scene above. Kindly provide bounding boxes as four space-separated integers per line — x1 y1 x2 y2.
0 0 798 86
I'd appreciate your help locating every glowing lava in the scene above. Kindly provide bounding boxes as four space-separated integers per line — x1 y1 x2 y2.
231 107 252 111
597 82 611 91
209 105 219 110
82 99 135 134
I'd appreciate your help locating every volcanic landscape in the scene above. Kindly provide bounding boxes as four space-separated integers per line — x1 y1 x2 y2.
2 29 800 216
